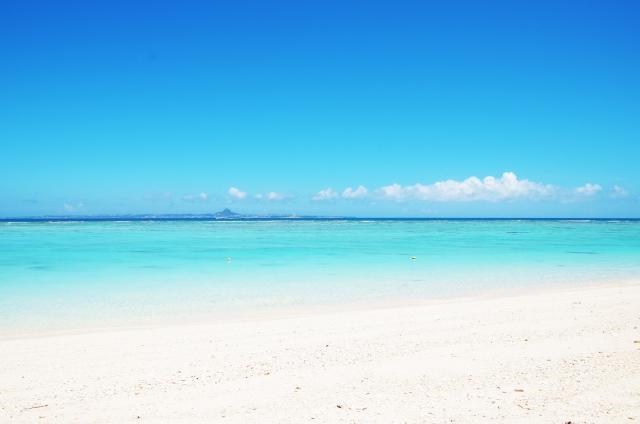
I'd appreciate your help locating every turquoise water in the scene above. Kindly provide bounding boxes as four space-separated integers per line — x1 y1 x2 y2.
1 220 640 334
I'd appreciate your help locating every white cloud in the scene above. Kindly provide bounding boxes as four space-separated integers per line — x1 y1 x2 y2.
255 191 287 201
575 183 602 196
611 185 628 199
182 192 208 202
313 188 338 201
266 191 285 201
228 187 247 200
379 183 405 199
378 172 553 202
342 185 368 199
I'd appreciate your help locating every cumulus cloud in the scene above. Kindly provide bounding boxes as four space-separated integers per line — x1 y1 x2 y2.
611 185 628 199
378 172 553 202
575 183 602 196
313 188 338 201
181 192 208 202
342 185 368 199
228 187 247 200
379 184 405 199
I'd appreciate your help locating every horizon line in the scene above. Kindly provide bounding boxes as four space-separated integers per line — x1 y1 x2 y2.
2 215 640 222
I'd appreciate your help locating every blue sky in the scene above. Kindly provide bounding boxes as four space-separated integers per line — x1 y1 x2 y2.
2 1 639 217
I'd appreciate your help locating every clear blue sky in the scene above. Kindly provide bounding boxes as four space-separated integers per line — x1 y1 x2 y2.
2 1 639 217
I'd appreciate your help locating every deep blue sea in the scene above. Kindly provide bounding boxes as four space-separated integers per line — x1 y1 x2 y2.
1 219 639 334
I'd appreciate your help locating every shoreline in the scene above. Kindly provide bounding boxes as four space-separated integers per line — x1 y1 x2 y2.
0 278 640 341
2 280 639 422
2 277 639 341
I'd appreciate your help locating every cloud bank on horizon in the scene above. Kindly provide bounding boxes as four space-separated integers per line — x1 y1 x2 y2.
219 172 629 204
304 172 627 203
12 171 640 215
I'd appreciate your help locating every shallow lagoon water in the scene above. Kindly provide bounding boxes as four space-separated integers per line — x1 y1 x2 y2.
1 219 639 334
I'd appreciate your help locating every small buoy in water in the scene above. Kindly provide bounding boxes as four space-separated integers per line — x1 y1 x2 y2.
226 257 232 262
410 256 416 260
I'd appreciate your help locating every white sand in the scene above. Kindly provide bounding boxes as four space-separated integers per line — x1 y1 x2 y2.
1 282 639 423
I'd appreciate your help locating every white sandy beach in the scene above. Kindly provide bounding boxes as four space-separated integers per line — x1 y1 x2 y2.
1 282 639 423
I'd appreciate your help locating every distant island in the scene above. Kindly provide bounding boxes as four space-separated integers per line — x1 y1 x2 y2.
0 209 347 222
213 208 243 218
1 213 637 222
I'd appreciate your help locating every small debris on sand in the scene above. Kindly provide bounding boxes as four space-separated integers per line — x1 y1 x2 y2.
23 404 48 411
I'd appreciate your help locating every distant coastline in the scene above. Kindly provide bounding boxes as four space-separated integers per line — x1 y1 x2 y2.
1 215 639 222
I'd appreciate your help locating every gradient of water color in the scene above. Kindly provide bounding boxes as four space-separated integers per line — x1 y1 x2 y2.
1 219 639 335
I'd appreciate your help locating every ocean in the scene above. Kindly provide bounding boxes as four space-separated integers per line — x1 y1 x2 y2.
1 219 639 335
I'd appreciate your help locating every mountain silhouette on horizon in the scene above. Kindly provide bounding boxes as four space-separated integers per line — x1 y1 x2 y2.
213 208 243 218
